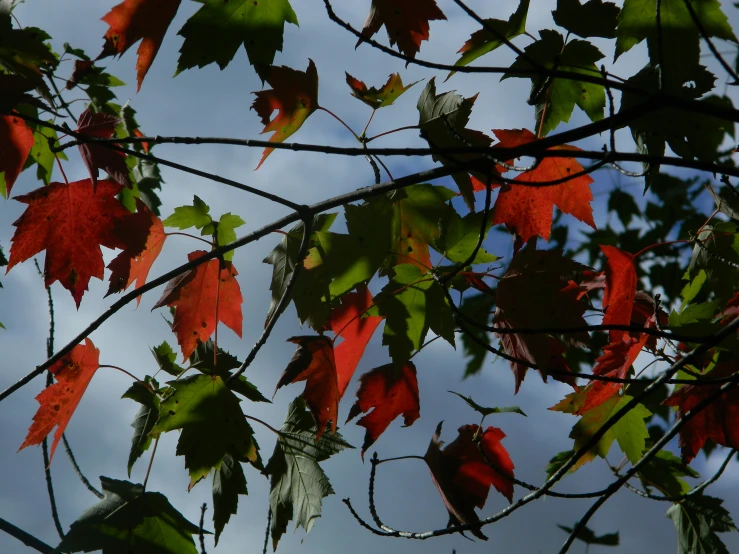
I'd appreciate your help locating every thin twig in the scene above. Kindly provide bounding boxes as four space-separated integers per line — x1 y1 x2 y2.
263 509 272 554
61 435 103 499
229 215 313 382
199 503 207 554
0 517 57 554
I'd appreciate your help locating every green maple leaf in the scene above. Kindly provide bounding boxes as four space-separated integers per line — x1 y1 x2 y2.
163 196 212 231
0 14 57 82
435 210 497 264
118 103 163 215
151 374 260 489
667 495 737 554
552 0 620 38
263 397 352 549
263 213 337 329
557 523 619 546
151 341 185 377
459 292 495 376
417 79 492 209
20 109 66 186
450 0 530 72
504 29 605 136
58 477 201 554
122 379 160 477
189 339 269 403
607 188 640 227
371 263 455 365
616 0 736 89
638 450 699 497
212 453 248 545
177 0 298 80
555 393 651 470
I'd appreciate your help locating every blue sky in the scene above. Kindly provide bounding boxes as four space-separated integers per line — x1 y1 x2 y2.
2 0 739 553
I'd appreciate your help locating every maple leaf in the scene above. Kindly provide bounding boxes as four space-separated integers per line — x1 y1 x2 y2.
489 129 596 242
18 338 100 462
76 108 132 187
7 179 134 306
357 0 447 59
503 31 606 136
107 199 166 302
121 378 160 477
212 453 247 545
494 245 590 391
263 397 352 549
667 495 738 554
347 362 420 456
664 363 739 463
151 374 259 489
251 59 318 168
330 285 383 397
425 422 515 540
152 250 243 360
58 477 201 554
551 391 651 471
600 245 637 337
0 113 33 197
552 0 620 39
417 79 494 210
97 0 182 90
345 72 418 110
275 336 339 440
450 0 530 73
177 0 298 80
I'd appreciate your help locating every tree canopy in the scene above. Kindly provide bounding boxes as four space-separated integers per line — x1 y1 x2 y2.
1 0 739 552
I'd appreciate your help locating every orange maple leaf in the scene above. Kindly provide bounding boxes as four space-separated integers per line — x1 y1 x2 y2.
487 128 596 243
251 60 319 169
357 0 447 58
330 285 384 397
347 362 420 457
107 199 167 303
19 339 101 462
7 179 135 306
275 336 338 440
425 422 515 540
97 0 182 90
0 114 33 197
152 250 243 360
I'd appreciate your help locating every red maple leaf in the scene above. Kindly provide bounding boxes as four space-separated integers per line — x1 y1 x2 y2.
347 362 420 457
152 250 243 360
581 249 655 412
488 129 596 243
251 60 319 169
330 285 384 397
345 72 418 109
7 179 134 306
18 338 101 462
357 0 447 59
600 246 637 339
76 108 131 188
275 336 338 440
106 199 167 302
494 246 590 391
425 422 515 540
0 114 34 197
97 0 182 90
664 363 739 462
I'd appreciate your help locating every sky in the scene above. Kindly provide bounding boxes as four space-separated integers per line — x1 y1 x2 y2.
1 0 739 553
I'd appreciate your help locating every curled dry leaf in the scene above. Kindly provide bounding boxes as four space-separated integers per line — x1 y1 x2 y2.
425 422 515 540
275 336 339 440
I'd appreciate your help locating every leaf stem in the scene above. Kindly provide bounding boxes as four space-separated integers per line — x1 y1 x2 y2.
318 106 360 140
365 125 420 143
54 154 69 185
99 365 147 387
244 414 282 435
165 231 214 247
633 239 690 259
142 434 159 491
